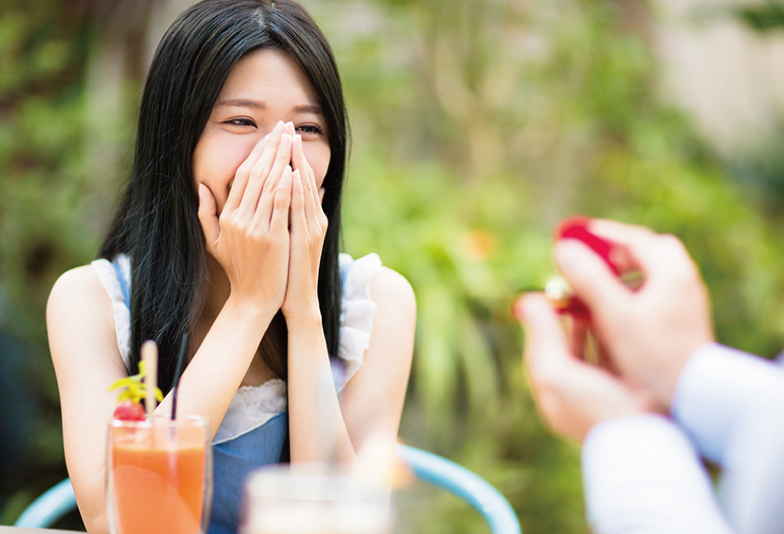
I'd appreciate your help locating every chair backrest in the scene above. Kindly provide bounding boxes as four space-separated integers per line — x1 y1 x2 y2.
14 478 77 529
16 446 521 533
395 444 521 534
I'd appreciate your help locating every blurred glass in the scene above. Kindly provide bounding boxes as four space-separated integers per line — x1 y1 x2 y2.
240 466 390 534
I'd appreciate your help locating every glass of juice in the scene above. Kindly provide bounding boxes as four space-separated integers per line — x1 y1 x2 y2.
239 465 391 534
107 415 213 534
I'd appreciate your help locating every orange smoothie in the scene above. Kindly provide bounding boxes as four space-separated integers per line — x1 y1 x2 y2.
110 433 207 534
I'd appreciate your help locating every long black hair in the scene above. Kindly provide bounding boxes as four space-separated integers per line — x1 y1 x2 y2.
100 0 347 393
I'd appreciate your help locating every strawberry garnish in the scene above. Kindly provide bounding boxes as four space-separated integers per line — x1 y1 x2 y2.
113 400 146 421
108 360 163 420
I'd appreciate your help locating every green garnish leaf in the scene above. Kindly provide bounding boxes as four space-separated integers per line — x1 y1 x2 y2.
108 359 163 405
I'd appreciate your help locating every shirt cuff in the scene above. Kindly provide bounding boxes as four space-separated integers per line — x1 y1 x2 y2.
583 414 733 534
671 343 784 464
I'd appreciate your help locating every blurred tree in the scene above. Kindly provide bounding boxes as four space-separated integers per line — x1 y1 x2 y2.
3 0 784 533
0 0 92 527
736 2 784 32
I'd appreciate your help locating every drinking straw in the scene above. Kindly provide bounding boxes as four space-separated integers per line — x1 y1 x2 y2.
141 340 158 416
170 332 189 421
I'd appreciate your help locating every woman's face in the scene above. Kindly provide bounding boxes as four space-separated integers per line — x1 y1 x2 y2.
193 48 331 214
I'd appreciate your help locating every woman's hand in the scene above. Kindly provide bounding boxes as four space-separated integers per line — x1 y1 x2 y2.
282 124 328 321
198 121 295 312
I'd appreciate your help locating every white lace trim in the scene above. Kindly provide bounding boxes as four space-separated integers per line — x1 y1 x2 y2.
213 379 288 444
91 257 132 373
337 252 381 391
94 252 382 441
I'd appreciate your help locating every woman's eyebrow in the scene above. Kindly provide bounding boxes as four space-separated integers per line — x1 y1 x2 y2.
214 98 265 109
292 104 322 115
213 99 322 115
215 98 267 109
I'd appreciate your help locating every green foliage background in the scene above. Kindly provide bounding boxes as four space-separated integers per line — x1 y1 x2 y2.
2 0 784 532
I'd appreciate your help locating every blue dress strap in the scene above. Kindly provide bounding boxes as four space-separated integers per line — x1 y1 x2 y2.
112 260 131 310
338 253 352 289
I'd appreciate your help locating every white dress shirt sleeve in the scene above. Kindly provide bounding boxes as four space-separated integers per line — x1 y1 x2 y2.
671 343 784 465
720 390 784 534
582 414 734 534
670 342 784 534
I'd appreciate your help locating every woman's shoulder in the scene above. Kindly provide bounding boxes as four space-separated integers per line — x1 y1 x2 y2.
369 266 415 312
47 264 116 348
368 266 416 342
48 264 108 309
336 254 414 377
335 255 414 392
46 265 122 368
339 252 414 311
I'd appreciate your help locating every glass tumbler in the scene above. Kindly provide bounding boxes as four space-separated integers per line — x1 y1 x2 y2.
106 415 213 534
240 465 391 534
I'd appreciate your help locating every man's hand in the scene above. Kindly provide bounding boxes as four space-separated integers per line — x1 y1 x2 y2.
555 220 715 409
517 293 660 443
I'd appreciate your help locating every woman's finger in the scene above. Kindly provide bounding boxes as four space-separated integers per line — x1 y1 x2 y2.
238 122 286 218
300 164 319 234
290 169 307 236
291 133 318 201
301 138 321 210
262 133 294 198
268 165 293 233
225 123 281 214
253 133 292 226
197 183 220 257
291 132 311 178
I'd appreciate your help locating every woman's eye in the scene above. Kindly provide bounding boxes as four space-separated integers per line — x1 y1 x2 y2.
226 118 256 127
296 124 324 136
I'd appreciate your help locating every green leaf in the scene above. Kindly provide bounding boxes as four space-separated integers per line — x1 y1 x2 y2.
107 357 160 405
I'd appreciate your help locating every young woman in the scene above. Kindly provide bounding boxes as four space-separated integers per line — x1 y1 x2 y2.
46 2 415 533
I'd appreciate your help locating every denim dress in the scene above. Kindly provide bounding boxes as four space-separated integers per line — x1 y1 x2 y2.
93 252 381 534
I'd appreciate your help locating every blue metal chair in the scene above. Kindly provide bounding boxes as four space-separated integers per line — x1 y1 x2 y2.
14 478 77 529
16 446 521 533
396 444 521 534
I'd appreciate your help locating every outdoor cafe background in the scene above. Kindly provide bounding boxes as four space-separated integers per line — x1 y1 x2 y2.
2 0 784 532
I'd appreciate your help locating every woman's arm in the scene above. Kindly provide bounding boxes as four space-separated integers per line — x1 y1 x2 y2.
284 129 415 464
47 266 129 534
286 266 415 464
47 265 279 534
337 267 415 455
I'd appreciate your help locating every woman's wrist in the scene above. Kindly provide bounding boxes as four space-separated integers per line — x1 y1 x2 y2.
283 304 323 331
223 294 279 327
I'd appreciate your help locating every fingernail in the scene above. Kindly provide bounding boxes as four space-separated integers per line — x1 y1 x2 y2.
511 296 526 321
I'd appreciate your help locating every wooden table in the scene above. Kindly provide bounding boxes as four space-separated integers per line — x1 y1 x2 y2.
0 528 84 533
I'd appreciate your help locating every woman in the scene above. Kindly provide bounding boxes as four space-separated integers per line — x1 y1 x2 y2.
46 2 415 533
